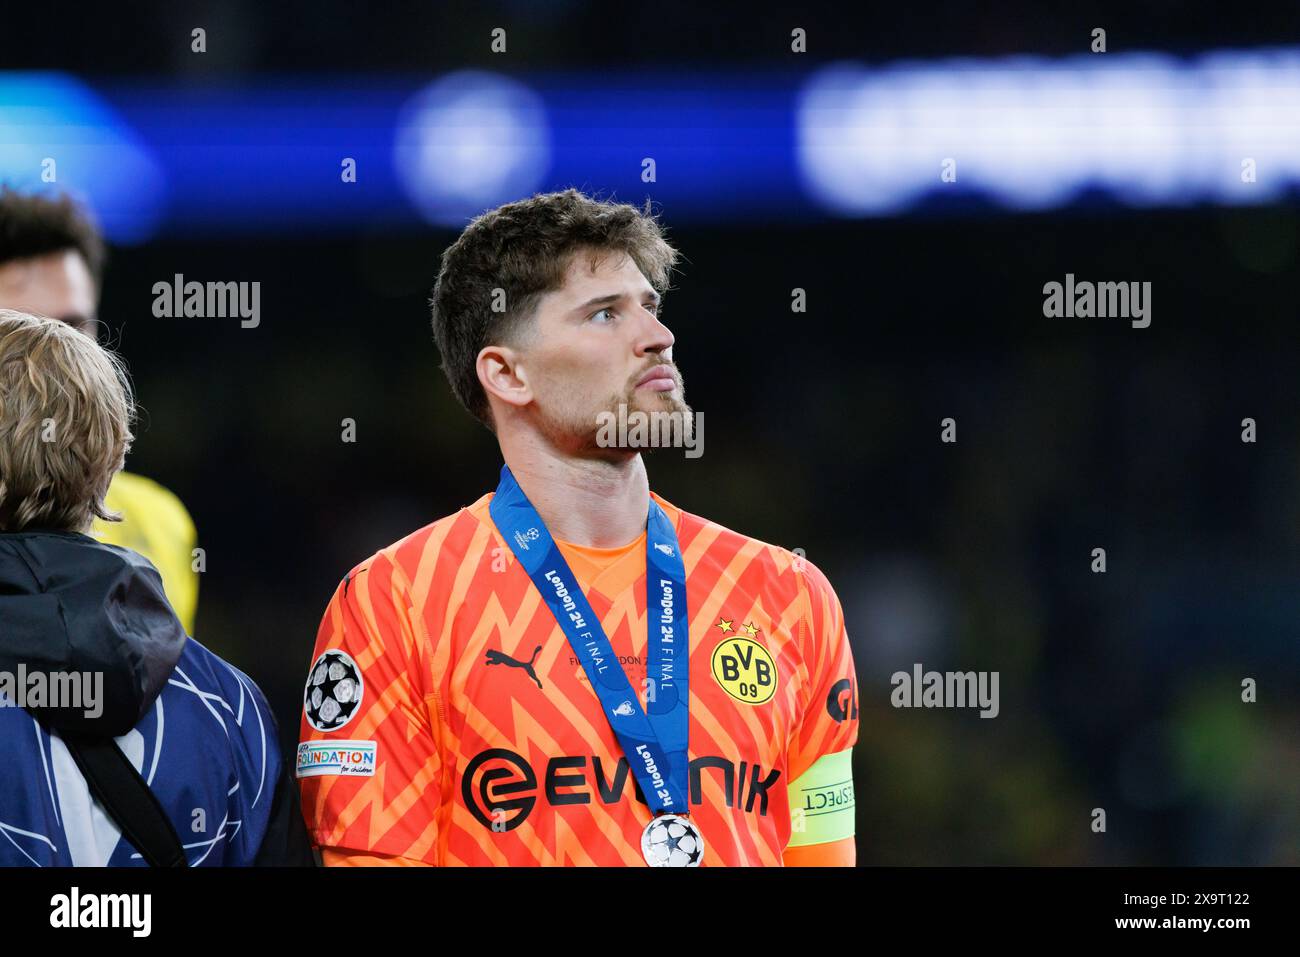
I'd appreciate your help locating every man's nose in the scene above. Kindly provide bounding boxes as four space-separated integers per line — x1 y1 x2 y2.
636 309 675 357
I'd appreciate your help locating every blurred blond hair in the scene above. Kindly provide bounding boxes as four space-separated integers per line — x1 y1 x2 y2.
0 309 134 532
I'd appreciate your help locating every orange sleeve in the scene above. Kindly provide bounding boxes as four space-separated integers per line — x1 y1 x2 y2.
787 558 859 782
782 836 855 867
321 848 432 867
783 558 859 863
297 557 444 864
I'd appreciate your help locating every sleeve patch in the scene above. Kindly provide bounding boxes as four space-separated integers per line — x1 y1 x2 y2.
296 740 378 778
787 748 855 847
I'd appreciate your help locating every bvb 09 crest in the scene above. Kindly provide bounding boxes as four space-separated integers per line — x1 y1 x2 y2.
710 620 778 705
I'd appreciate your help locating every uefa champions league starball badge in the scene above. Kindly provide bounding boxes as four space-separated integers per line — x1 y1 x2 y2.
303 649 364 733
641 813 704 867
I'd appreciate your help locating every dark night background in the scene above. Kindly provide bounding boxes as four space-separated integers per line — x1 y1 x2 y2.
5 1 1299 865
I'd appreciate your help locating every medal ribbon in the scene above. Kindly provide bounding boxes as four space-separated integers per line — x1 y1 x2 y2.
489 465 690 815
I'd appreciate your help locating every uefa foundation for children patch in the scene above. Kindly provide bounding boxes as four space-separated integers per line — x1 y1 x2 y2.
296 740 377 778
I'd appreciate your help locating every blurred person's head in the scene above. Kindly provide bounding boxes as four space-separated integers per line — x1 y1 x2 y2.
430 188 687 457
0 189 105 338
0 310 134 533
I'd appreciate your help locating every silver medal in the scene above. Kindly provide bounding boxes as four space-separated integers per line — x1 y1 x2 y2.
640 813 704 867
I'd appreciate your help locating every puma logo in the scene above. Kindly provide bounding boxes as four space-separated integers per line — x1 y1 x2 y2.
484 645 544 689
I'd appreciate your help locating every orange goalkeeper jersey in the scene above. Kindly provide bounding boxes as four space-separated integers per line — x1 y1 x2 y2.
297 488 859 866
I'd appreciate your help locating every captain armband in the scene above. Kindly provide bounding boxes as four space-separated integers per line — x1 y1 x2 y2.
787 748 855 847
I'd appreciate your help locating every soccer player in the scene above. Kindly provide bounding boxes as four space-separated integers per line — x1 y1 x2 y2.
298 189 859 866
0 189 199 633
0 310 312 865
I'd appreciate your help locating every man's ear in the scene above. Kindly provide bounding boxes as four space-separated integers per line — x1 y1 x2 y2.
477 344 532 412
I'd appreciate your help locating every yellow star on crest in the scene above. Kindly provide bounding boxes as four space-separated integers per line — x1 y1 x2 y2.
742 622 760 637
716 618 734 633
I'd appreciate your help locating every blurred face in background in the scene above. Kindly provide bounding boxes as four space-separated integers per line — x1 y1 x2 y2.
514 248 690 455
0 250 98 338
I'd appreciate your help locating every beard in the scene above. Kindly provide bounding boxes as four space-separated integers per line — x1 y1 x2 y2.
537 367 694 456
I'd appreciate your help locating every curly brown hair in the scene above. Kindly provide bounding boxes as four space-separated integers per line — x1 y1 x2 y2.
429 189 680 431
0 188 106 291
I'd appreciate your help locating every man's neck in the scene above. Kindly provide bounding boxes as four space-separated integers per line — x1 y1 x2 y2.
499 434 649 549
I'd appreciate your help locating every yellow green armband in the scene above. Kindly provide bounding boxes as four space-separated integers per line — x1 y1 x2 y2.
787 748 856 847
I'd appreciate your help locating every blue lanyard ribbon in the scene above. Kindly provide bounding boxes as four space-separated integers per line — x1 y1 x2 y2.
489 465 690 815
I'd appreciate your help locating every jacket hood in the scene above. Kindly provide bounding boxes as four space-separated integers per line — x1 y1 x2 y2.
0 530 186 736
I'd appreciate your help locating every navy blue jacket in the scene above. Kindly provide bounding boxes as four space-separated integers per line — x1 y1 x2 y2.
0 530 311 866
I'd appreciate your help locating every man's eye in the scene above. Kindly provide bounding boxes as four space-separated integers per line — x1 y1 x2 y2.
590 308 613 323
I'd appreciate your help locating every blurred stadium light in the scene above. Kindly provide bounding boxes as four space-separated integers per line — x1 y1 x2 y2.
0 73 167 242
2 47 1298 240
798 48 1300 214
393 71 550 227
